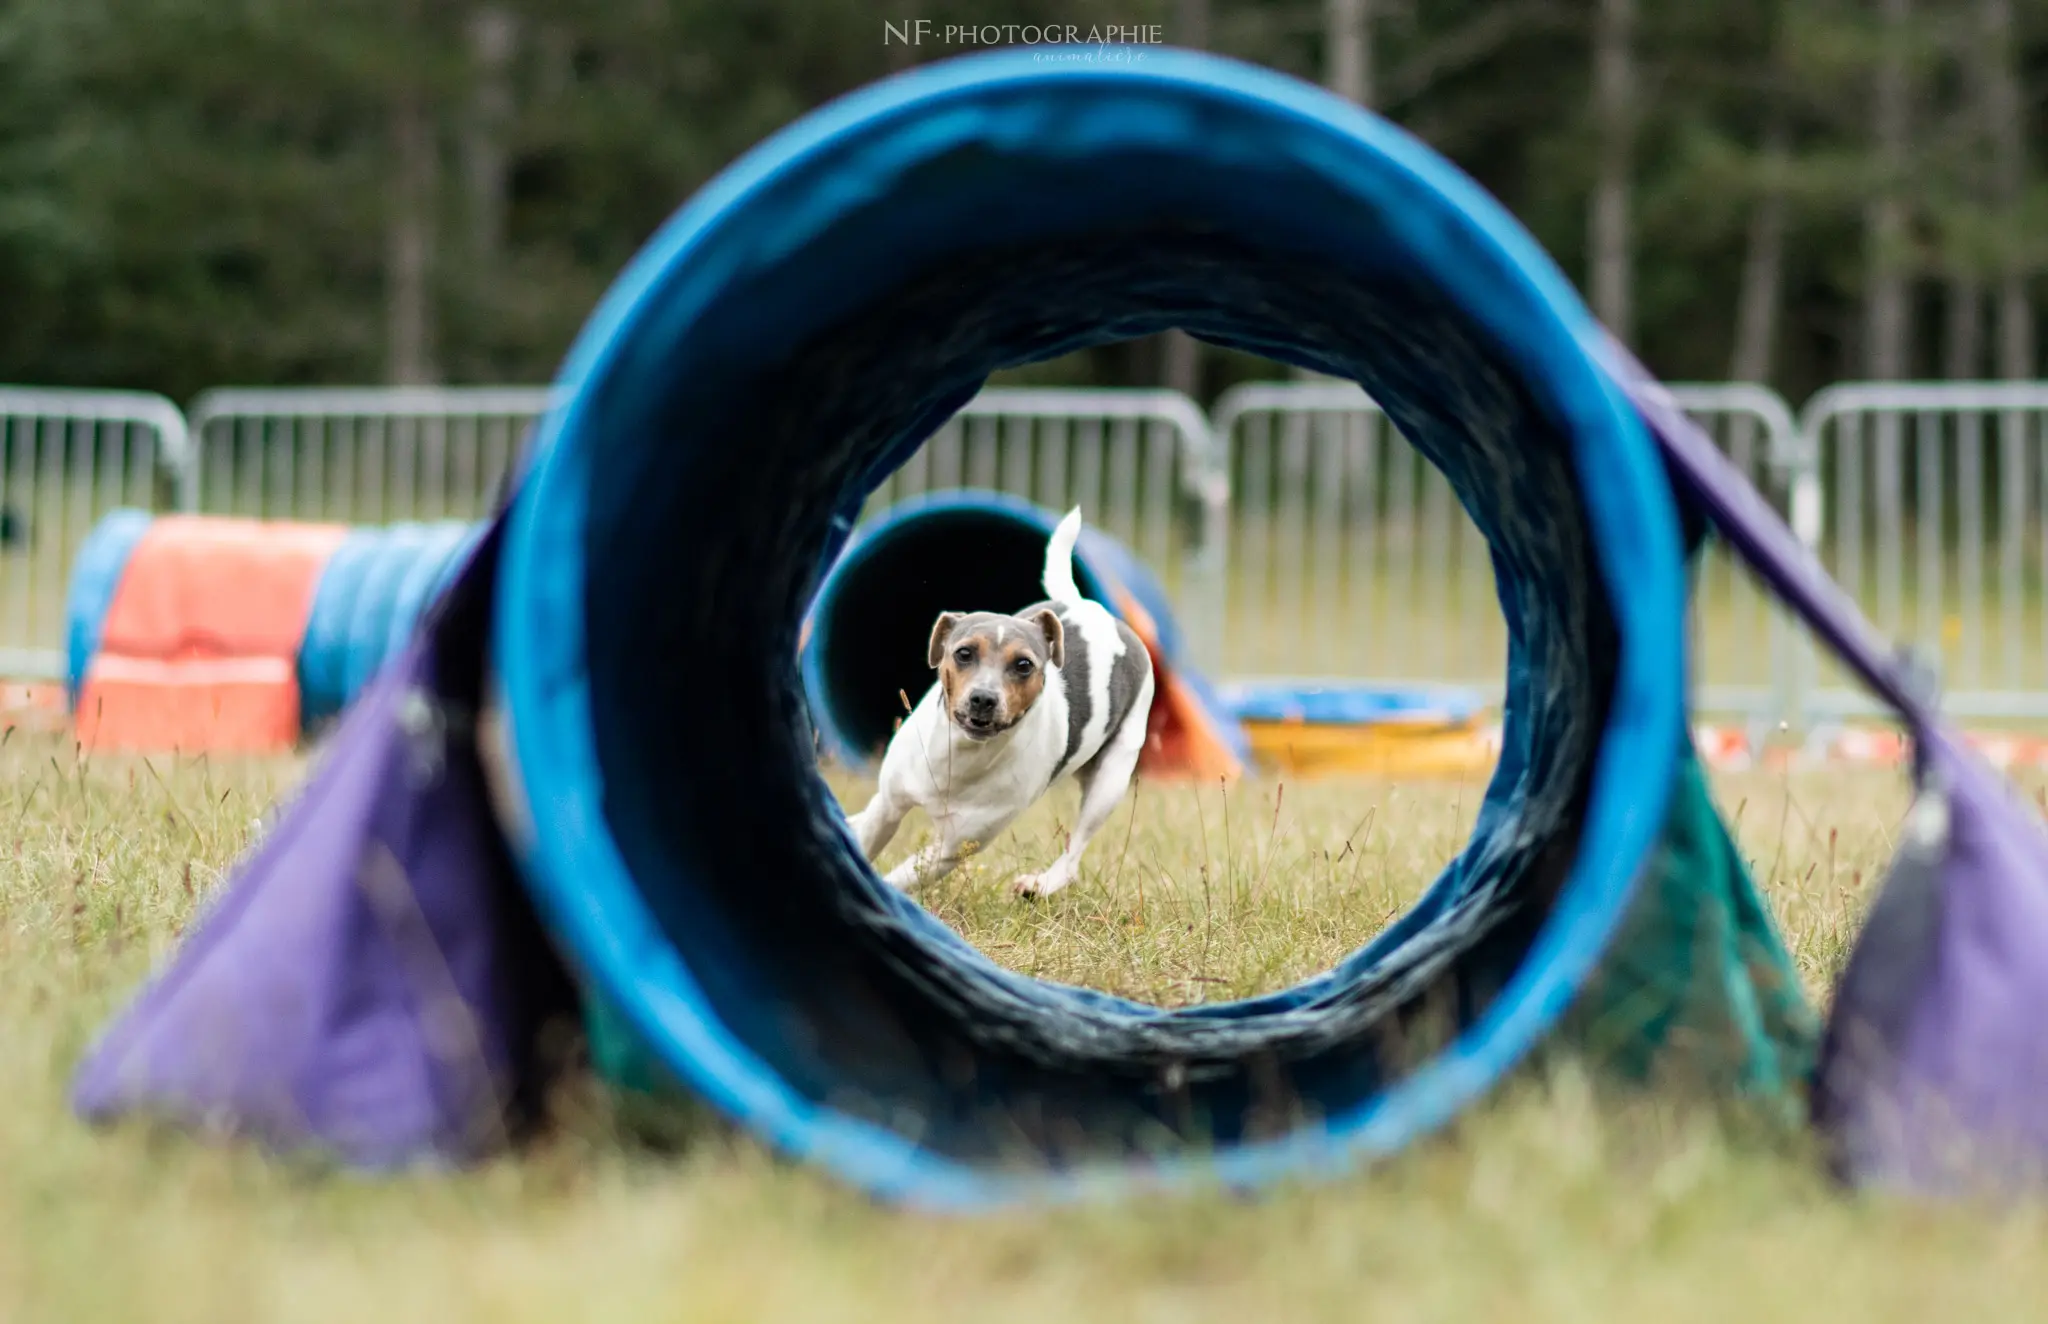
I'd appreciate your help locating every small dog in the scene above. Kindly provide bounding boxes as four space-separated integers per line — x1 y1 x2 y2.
846 507 1155 898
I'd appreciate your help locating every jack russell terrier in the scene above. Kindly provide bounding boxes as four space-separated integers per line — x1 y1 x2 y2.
845 507 1155 898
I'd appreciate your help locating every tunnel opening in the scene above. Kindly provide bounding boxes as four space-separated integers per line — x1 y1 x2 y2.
554 229 1620 1168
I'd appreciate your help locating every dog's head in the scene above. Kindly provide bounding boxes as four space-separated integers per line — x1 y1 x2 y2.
927 608 1064 740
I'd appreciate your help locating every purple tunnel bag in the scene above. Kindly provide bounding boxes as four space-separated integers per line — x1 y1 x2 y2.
1614 344 2048 1196
70 515 576 1168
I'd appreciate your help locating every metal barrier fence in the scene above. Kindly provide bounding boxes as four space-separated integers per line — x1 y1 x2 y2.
21 378 2048 728
1209 381 1810 720
1798 383 2048 721
180 384 1227 668
0 388 191 679
184 387 561 521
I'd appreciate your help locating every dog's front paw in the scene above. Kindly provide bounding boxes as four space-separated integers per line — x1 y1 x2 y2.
1012 868 1073 900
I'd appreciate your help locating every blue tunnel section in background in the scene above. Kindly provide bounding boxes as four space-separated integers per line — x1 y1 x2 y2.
298 528 382 726
486 46 1686 1209
63 507 155 704
299 521 479 727
1219 681 1488 727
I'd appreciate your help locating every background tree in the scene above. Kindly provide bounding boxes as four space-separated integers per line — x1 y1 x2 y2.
0 0 2039 404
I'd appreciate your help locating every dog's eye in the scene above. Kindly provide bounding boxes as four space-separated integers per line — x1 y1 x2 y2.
1011 658 1034 677
953 646 975 666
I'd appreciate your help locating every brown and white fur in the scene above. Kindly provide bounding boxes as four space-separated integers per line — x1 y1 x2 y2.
845 507 1155 898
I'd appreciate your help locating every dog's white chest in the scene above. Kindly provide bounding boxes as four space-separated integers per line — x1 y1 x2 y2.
890 685 1067 812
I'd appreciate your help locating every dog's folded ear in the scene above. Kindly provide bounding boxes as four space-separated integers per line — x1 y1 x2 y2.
927 612 961 669
1029 608 1065 670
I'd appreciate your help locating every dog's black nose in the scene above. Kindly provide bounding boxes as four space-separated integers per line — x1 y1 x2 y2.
966 692 997 718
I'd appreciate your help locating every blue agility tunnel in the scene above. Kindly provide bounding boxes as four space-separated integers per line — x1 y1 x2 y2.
480 46 1797 1206
78 47 1822 1209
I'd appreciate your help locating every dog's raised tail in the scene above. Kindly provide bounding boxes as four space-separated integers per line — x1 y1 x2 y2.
1042 506 1085 607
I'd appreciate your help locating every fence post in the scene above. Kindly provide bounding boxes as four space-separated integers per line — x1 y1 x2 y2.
1785 394 1827 739
1663 382 1813 737
1189 412 1232 678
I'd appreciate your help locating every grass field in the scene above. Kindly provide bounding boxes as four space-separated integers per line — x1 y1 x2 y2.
8 730 2048 1323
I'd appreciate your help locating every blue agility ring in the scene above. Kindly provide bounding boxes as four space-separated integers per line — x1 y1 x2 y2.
492 48 1684 1209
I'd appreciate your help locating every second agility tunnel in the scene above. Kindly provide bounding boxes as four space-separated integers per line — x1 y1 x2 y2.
63 510 478 750
76 47 1822 1207
800 490 1248 780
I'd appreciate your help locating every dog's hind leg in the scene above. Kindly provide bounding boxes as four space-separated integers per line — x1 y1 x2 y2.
1013 684 1153 899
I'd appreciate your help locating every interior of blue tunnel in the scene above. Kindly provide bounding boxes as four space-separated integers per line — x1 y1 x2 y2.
490 51 1687 1203
515 238 1629 1174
